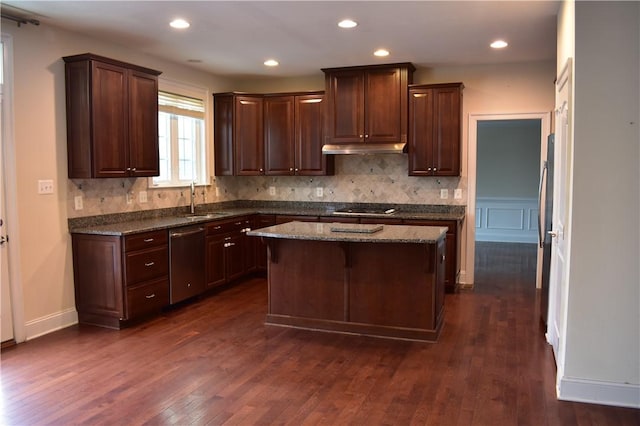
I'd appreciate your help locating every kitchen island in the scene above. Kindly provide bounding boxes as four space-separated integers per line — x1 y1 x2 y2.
248 221 448 341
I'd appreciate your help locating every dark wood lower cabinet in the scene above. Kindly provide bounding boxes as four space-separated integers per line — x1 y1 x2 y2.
264 237 445 341
205 216 256 289
404 219 460 292
72 230 169 329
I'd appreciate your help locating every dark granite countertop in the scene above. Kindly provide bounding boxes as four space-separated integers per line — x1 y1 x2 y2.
68 201 465 236
248 222 448 244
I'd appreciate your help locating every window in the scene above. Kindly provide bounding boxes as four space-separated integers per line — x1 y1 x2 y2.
151 84 209 187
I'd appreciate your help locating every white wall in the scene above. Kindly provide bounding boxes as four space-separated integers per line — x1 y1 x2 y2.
560 0 640 406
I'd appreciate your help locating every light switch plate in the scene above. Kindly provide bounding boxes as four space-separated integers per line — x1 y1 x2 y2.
454 189 463 199
139 191 147 203
38 179 54 194
74 195 83 210
440 189 449 199
269 186 276 196
316 187 324 197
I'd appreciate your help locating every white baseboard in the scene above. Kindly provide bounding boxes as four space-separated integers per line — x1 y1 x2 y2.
558 376 640 408
24 308 78 341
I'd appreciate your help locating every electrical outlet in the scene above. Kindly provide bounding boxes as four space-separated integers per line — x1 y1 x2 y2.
316 187 323 197
215 187 220 197
139 191 147 203
269 186 276 196
38 179 54 194
440 189 449 199
454 189 462 199
74 195 83 210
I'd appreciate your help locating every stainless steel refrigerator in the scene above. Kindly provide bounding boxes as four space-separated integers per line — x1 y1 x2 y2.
538 134 554 325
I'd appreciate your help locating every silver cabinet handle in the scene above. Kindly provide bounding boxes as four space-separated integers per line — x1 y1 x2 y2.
144 261 155 267
548 231 558 238
224 242 236 248
145 293 156 299
143 238 154 243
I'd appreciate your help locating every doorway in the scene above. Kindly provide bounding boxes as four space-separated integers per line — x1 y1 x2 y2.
1 33 24 345
467 113 551 289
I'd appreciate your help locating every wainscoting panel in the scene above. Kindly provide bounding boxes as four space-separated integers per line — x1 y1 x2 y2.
475 197 539 243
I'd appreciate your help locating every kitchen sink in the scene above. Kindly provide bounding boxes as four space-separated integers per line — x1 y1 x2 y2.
181 213 226 220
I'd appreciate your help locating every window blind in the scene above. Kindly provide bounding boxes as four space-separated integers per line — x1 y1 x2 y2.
158 91 205 119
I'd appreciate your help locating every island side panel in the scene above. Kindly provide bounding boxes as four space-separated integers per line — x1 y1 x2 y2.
267 239 346 321
348 242 436 330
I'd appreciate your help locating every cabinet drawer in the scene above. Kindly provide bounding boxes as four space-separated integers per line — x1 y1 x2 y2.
125 246 168 286
206 217 250 236
126 278 169 320
125 230 168 252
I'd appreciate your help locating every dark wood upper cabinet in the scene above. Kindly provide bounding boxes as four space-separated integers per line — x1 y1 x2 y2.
216 92 332 177
408 83 463 176
322 63 414 145
295 93 333 175
264 95 295 175
63 53 161 178
264 92 333 176
213 93 264 176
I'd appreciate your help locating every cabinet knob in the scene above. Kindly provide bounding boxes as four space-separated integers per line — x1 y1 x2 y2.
359 134 363 138
289 168 294 172
131 167 137 172
295 168 299 172
365 134 369 138
259 168 264 173
433 168 437 172
427 167 432 171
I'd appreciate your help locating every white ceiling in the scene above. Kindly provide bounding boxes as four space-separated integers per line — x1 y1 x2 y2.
2 1 560 78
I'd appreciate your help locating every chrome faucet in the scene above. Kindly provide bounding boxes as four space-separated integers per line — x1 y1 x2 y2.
190 181 196 214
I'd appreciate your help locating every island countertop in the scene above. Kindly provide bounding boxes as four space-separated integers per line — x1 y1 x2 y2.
247 221 447 243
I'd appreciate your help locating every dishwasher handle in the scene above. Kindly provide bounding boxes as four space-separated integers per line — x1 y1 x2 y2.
170 227 205 238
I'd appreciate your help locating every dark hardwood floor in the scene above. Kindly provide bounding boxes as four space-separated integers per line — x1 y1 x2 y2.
2 242 638 425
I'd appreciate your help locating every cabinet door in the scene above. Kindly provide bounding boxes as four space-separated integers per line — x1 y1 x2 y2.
325 70 364 144
214 94 235 176
235 96 264 175
225 233 246 282
91 61 129 178
408 88 435 176
253 215 276 271
264 96 295 175
365 67 403 143
432 86 462 176
206 234 226 288
72 234 124 321
295 94 327 175
128 69 159 177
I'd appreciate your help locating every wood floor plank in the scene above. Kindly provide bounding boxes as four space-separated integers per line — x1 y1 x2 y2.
1 243 638 425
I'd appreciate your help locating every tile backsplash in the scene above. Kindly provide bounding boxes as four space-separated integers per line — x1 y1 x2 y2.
67 154 466 218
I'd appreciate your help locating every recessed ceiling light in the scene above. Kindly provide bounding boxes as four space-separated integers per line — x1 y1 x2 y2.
170 19 190 29
374 49 390 57
338 19 358 29
490 40 508 49
264 59 279 67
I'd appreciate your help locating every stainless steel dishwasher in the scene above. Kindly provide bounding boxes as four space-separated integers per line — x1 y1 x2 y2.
169 226 205 304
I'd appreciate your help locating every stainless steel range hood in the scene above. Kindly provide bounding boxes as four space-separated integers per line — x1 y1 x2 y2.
322 143 407 155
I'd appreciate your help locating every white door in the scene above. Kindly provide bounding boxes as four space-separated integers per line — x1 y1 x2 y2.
0 38 14 343
547 59 573 370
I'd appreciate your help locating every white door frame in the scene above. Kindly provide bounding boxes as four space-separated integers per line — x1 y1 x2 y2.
1 33 25 343
466 112 551 288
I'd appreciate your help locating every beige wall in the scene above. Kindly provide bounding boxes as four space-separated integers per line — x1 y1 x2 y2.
3 21 554 339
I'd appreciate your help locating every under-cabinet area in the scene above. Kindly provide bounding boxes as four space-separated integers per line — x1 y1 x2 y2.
69 203 464 329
